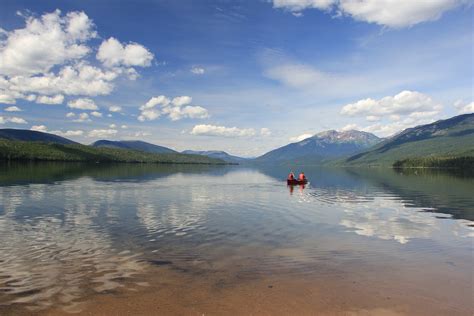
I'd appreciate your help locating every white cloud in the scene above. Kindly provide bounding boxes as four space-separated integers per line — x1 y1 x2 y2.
172 96 192 107
340 90 442 118
121 125 128 129
162 105 209 121
289 133 313 142
338 0 465 28
190 124 255 137
66 112 75 118
73 112 90 122
366 115 380 122
4 106 21 112
133 131 151 137
190 67 205 75
31 125 48 132
138 95 209 121
138 109 160 122
30 124 83 137
264 62 371 97
67 98 98 110
272 0 334 11
108 105 122 112
0 11 153 104
109 124 116 128
57 130 84 137
90 111 102 118
0 10 96 77
140 95 170 110
260 127 272 136
36 94 64 104
339 124 359 132
96 37 153 68
0 94 16 104
0 116 27 124
271 0 467 28
454 100 474 114
88 129 117 138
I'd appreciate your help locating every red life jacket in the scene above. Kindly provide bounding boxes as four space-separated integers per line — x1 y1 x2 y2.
288 173 295 180
298 173 305 180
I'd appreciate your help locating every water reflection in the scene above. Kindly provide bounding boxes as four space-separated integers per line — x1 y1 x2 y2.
0 163 472 313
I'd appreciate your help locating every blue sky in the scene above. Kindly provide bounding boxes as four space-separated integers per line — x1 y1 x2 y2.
0 0 472 156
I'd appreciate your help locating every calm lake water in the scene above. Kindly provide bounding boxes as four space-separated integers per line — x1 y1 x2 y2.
0 163 473 315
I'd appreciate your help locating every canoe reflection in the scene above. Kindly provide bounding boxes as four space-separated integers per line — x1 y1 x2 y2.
288 183 306 195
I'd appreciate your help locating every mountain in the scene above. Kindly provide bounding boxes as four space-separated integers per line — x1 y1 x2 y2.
182 150 246 163
0 129 77 145
0 139 225 164
91 140 176 154
342 113 474 167
256 130 382 163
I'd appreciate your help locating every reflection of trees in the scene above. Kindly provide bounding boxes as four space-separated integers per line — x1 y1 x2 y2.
0 161 231 186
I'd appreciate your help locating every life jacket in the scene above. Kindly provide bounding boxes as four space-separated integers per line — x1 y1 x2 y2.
288 173 295 180
298 173 305 180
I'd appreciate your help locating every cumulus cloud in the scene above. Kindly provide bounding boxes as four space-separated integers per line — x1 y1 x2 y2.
339 91 444 137
162 105 209 121
0 116 27 124
0 10 153 104
66 112 75 118
36 94 64 104
190 67 205 75
96 37 153 68
172 96 192 107
271 0 467 28
67 98 98 110
73 112 91 122
90 111 102 118
138 95 209 121
0 10 96 77
4 106 21 112
454 100 474 114
88 129 117 138
31 125 48 132
108 105 122 112
31 124 83 136
0 93 17 104
340 90 442 119
340 124 359 132
289 133 313 142
190 124 255 137
260 127 272 136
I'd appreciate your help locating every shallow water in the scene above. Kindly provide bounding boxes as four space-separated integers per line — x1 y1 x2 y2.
0 163 473 314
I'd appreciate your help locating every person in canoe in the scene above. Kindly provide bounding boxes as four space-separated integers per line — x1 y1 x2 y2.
298 172 306 181
287 171 295 181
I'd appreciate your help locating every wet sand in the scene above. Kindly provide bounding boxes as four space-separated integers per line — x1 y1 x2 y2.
5 253 471 316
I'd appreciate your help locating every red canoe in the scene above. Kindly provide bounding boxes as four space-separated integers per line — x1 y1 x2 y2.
287 179 308 185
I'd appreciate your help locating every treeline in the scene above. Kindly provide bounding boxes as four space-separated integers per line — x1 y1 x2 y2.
393 156 474 170
0 140 226 164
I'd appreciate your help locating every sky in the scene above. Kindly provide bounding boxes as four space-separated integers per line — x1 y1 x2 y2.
0 0 472 157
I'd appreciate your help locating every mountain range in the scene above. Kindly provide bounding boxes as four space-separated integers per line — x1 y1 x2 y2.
91 140 176 154
256 130 382 163
341 113 474 166
181 150 247 163
0 113 472 167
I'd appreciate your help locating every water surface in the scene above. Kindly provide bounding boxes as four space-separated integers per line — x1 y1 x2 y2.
0 163 472 315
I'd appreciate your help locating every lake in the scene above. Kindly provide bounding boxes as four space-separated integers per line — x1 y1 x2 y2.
0 163 472 315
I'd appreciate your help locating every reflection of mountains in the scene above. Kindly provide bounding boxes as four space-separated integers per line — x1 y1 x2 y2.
257 166 474 222
0 162 233 186
346 168 474 222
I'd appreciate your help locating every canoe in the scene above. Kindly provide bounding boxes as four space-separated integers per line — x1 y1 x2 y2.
287 179 308 185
